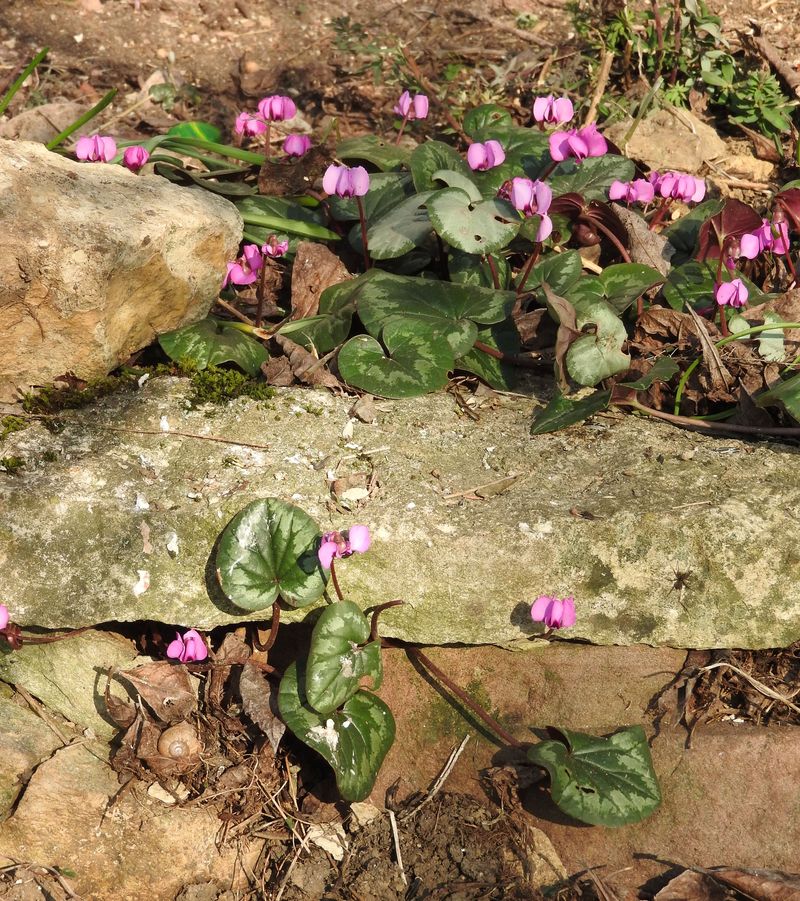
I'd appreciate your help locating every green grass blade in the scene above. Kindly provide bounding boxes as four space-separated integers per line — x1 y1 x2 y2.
240 211 339 241
45 88 118 150
0 47 49 117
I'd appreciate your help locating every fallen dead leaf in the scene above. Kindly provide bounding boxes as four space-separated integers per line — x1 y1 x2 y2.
239 662 286 754
291 242 352 321
114 661 197 724
272 334 342 389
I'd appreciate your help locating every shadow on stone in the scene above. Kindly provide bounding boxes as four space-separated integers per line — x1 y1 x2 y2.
510 600 544 637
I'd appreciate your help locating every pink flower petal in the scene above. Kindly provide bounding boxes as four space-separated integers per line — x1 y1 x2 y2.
318 541 337 569
347 525 371 554
0 604 9 631
530 595 554 622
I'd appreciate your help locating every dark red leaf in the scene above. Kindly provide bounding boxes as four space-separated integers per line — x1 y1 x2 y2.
696 198 762 261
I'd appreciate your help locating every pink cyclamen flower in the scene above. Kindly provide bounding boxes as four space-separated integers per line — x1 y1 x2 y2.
507 177 553 242
530 595 576 630
283 134 312 157
322 164 370 198
532 95 574 126
318 525 371 569
741 218 790 259
466 140 506 171
714 278 748 308
649 171 706 204
223 244 263 287
75 134 117 162
166 629 208 663
0 604 9 631
257 94 297 122
548 123 607 163
122 145 150 173
262 235 289 258
608 178 655 205
235 111 267 137
394 90 429 120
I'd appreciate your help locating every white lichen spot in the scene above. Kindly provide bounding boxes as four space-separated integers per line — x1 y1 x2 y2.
137 373 150 388
309 718 339 752
132 570 150 596
341 419 356 440
159 416 170 433
166 532 179 557
135 493 150 511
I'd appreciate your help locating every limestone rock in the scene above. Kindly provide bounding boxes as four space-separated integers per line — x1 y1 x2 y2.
0 101 88 143
605 108 726 173
0 139 242 402
2 378 800 648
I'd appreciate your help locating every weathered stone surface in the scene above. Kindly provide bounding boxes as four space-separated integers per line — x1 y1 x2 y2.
2 378 800 648
0 139 242 403
0 631 138 738
0 742 256 900
0 101 88 143
605 108 726 174
0 695 63 819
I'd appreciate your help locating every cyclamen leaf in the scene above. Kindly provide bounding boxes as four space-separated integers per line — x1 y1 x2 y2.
530 389 612 435
279 661 395 802
276 277 360 353
337 321 454 399
158 318 268 376
463 103 513 139
565 298 631 386
526 725 661 827
526 251 583 301
410 141 472 192
549 155 635 202
427 188 520 255
216 498 327 611
337 135 411 170
362 190 437 259
306 601 383 715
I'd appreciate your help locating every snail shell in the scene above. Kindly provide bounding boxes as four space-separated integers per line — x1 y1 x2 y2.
157 722 202 760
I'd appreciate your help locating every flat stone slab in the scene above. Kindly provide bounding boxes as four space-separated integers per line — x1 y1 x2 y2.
2 377 800 647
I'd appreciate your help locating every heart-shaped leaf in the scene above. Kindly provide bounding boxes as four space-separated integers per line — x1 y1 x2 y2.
427 188 520 255
566 298 631 386
338 320 454 398
337 135 411 170
549 155 635 202
463 103 514 139
526 251 583 301
695 198 763 261
593 263 664 314
216 498 327 611
448 250 510 289
279 661 395 801
530 389 612 434
410 141 472 192
456 321 521 390
276 277 360 353
757 312 786 362
527 725 661 827
159 318 268 376
756 371 800 420
306 601 382 714
663 198 725 262
431 169 482 201
353 270 515 357
363 190 436 259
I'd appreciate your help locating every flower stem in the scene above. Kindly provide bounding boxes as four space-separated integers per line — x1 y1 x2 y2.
329 559 344 601
395 114 410 145
250 602 281 652
484 254 501 289
515 243 541 296
10 625 92 646
648 198 672 232
406 647 524 748
356 195 371 271
591 218 631 263
369 600 405 642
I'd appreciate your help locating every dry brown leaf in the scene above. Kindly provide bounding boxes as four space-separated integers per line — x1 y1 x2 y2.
708 866 800 900
654 869 725 901
291 242 352 321
104 672 137 729
273 334 342 389
684 303 733 395
542 284 579 392
612 203 675 276
261 355 295 387
239 663 286 753
349 394 378 423
115 661 197 723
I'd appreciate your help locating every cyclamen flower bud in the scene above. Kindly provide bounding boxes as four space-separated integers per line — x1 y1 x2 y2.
548 124 607 163
262 235 289 258
235 111 267 137
257 95 296 122
166 629 208 663
530 595 576 630
714 278 748 308
394 90 429 120
322 164 370 198
122 145 150 173
466 140 505 171
532 95 574 126
75 135 117 162
283 134 312 157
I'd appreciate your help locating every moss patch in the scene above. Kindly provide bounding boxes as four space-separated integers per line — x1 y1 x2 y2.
21 376 132 414
188 366 275 406
0 416 28 442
